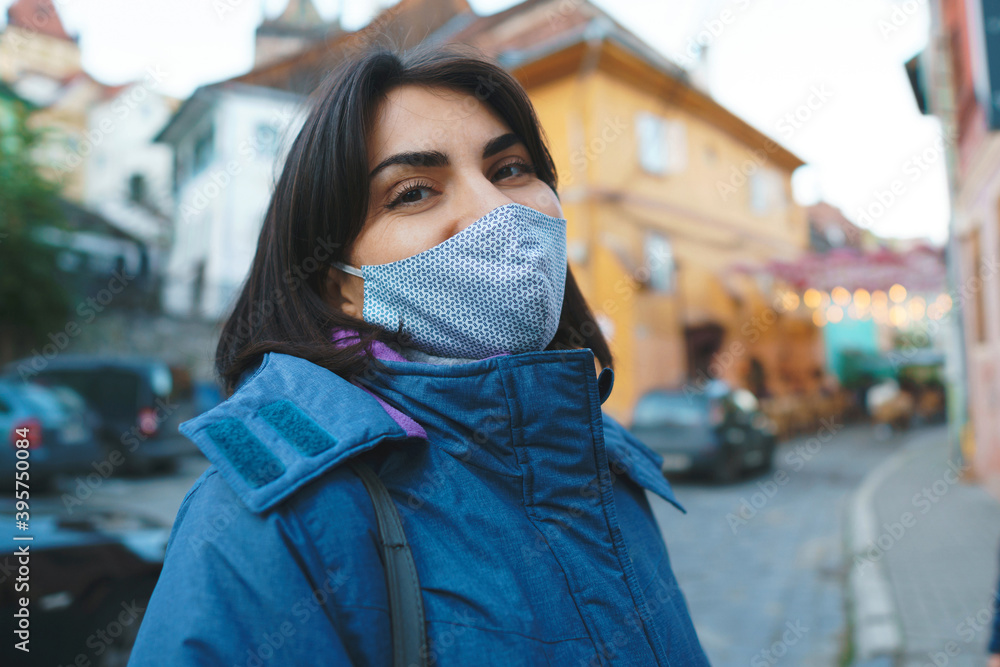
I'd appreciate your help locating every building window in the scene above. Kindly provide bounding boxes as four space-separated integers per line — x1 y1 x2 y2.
128 173 147 203
704 145 717 165
192 259 206 317
749 167 786 215
971 227 987 343
192 122 215 175
173 147 188 194
644 231 675 293
254 123 278 156
635 111 687 175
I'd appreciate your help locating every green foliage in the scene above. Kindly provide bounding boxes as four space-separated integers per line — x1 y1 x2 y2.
0 99 72 355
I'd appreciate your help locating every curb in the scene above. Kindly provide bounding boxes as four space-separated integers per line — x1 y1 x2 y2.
844 438 920 662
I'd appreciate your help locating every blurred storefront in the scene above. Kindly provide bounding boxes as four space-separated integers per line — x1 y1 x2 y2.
919 0 1000 482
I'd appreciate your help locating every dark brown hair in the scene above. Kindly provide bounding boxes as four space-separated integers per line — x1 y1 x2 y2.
215 43 613 397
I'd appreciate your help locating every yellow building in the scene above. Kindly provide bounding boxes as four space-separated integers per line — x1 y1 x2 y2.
229 0 821 422
0 0 97 201
452 2 817 421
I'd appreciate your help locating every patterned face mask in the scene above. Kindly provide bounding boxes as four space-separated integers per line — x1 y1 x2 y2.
329 202 568 359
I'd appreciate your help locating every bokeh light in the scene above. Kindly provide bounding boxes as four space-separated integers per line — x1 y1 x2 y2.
831 286 851 306
781 291 800 311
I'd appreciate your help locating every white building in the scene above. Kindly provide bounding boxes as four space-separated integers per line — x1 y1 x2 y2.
154 82 304 319
84 82 177 276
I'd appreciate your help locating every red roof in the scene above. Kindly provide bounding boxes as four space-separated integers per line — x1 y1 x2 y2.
758 244 947 293
6 0 74 41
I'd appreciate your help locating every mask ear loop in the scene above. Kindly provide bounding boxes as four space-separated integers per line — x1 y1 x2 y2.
330 260 364 278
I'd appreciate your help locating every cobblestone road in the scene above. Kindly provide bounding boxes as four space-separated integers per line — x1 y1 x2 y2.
650 423 912 666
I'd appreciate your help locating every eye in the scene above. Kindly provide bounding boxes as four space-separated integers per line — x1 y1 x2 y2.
492 158 536 182
386 180 435 209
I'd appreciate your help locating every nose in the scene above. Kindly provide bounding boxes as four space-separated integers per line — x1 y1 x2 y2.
446 170 515 236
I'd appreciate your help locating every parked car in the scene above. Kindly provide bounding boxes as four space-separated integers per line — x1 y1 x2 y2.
0 507 168 666
3 355 202 475
629 382 777 482
0 379 103 491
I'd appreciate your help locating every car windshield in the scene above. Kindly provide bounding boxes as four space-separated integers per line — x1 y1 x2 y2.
36 369 141 421
11 383 70 421
633 393 708 427
46 386 88 415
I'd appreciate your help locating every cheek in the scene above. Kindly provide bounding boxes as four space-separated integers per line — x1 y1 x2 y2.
513 182 563 219
354 217 456 266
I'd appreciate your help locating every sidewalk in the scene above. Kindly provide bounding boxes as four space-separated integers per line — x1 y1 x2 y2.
846 425 1000 666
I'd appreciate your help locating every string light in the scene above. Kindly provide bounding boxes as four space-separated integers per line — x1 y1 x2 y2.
848 304 869 320
781 291 800 311
831 286 851 306
889 284 907 303
804 288 821 309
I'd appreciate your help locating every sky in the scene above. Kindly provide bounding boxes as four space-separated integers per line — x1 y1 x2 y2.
1 0 949 244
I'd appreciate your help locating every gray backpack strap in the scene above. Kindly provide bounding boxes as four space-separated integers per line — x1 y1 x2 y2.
348 459 428 667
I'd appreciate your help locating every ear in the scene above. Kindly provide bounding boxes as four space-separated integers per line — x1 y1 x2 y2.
322 266 363 319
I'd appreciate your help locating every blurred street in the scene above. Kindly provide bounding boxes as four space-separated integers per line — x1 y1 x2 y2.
32 454 211 526
27 422 997 667
652 422 998 667
655 423 895 665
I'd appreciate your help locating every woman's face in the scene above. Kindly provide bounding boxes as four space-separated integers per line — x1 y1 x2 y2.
324 84 563 318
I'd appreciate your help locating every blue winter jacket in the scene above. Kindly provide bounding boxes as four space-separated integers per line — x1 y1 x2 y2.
128 344 710 666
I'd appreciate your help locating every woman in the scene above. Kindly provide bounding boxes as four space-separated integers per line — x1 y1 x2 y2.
128 44 709 666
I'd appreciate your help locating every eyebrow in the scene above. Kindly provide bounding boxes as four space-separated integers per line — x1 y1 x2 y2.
368 132 523 179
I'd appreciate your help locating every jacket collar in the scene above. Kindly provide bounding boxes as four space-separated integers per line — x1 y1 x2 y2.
356 346 685 514
182 345 684 515
179 351 415 513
